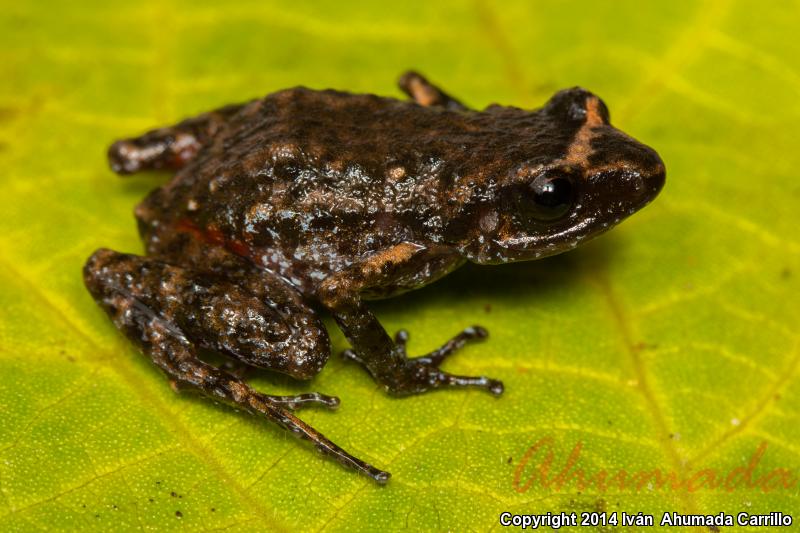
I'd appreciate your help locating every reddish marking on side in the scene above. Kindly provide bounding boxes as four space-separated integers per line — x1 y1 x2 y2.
175 218 257 263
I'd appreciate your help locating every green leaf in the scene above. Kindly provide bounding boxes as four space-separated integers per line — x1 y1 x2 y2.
1 0 798 530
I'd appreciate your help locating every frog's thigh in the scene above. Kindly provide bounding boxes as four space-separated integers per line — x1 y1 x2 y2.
397 71 468 111
84 248 330 380
108 101 248 175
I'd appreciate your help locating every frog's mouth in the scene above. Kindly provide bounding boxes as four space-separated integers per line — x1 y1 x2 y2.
488 215 604 262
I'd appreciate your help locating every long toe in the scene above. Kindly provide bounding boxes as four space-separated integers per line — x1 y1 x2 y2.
437 370 505 396
266 392 341 410
416 325 490 367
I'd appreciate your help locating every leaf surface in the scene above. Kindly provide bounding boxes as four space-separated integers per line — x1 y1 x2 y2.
0 1 798 531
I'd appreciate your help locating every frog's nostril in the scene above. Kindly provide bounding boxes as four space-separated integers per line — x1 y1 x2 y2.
648 164 666 195
627 165 665 214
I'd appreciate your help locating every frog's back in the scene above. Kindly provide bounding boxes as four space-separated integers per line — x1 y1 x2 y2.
187 87 562 180
138 87 575 290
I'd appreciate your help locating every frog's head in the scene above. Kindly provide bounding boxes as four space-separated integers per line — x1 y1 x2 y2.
467 88 665 264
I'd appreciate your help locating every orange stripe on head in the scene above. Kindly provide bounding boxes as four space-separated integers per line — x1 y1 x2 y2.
584 96 606 127
561 96 610 170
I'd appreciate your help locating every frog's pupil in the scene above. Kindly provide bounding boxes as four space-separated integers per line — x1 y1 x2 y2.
529 176 573 220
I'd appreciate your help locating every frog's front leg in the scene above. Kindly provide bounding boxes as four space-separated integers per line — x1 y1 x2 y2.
398 71 468 111
84 248 390 483
318 242 504 396
108 101 249 175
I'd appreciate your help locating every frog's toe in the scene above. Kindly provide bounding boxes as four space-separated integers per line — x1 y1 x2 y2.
414 325 488 366
433 370 504 396
387 325 487 360
266 392 341 410
387 361 504 397
394 329 410 353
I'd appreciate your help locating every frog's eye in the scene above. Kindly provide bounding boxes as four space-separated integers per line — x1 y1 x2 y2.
522 173 575 221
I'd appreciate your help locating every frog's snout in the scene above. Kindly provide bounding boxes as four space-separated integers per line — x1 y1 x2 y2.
584 147 665 221
638 146 666 203
609 140 666 208
647 162 666 198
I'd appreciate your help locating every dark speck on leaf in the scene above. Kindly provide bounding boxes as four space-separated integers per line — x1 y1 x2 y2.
211 508 216 512
781 267 791 279
595 498 606 511
507 456 512 464
171 491 177 497
0 107 19 122
176 511 183 518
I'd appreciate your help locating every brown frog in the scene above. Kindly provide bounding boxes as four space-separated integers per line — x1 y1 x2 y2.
84 71 665 483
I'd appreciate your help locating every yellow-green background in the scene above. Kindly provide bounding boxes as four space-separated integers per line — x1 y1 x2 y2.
1 1 798 531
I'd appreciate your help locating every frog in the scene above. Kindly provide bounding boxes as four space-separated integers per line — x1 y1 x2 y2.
84 71 665 484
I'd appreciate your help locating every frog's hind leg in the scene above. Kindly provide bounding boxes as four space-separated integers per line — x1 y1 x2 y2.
398 71 468 111
107 102 247 175
83 248 390 484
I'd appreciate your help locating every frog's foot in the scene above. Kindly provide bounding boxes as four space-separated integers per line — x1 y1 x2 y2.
343 325 503 397
169 369 382 482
